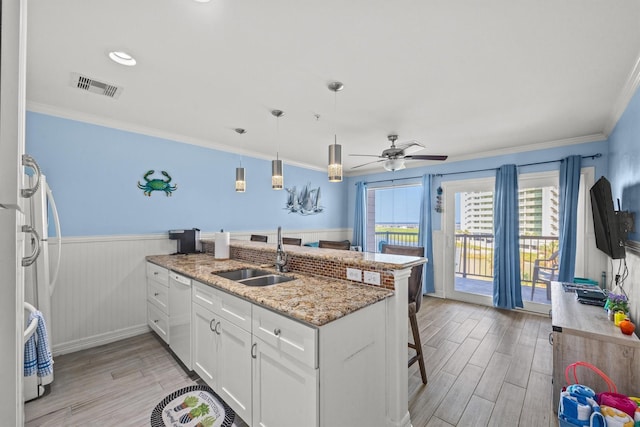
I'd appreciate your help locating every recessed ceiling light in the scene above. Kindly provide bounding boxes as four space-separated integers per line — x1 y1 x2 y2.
108 51 136 66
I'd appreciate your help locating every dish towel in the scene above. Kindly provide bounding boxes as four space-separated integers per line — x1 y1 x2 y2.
23 310 53 377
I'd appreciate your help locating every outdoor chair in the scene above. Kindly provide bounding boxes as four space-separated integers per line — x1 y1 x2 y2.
531 250 559 301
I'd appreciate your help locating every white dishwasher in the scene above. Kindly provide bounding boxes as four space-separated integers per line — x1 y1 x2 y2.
169 271 192 370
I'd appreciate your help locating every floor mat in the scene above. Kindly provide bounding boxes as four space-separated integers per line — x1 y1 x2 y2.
150 384 235 427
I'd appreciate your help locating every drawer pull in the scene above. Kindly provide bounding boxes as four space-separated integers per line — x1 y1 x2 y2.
251 343 257 359
153 319 159 324
548 332 553 346
154 292 160 297
210 318 216 332
154 271 159 275
214 322 221 335
274 328 281 336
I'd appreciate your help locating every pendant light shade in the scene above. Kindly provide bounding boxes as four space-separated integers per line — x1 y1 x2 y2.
328 81 344 182
271 158 283 190
235 166 246 192
271 110 284 190
328 135 342 182
234 128 247 193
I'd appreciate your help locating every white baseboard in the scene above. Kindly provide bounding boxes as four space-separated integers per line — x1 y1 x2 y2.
52 324 150 356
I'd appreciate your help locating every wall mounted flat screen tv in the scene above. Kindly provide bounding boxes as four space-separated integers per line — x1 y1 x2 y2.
590 176 625 259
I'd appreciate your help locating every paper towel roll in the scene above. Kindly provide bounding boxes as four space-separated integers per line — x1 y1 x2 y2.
215 232 230 259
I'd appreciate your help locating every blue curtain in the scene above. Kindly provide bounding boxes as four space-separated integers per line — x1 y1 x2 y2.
558 155 582 282
418 174 435 294
493 164 523 309
352 181 366 251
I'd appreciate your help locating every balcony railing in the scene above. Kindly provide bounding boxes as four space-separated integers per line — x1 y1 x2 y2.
371 229 559 285
455 233 559 285
373 230 420 251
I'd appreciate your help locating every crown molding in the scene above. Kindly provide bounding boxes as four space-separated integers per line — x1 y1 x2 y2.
26 101 325 172
604 52 640 136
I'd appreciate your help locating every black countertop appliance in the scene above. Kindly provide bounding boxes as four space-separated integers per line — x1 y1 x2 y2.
169 228 201 254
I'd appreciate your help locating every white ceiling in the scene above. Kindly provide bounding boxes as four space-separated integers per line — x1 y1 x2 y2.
26 0 640 174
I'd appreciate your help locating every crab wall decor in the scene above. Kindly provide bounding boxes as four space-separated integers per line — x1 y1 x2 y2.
137 170 178 196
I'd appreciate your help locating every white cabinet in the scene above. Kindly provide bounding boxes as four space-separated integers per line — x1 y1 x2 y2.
251 304 318 427
146 263 169 344
218 316 253 423
192 281 253 423
191 279 386 427
192 301 219 385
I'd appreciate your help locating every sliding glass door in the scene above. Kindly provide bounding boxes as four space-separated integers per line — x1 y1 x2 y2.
443 172 562 312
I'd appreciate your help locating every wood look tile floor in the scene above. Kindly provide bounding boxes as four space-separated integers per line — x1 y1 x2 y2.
25 298 556 426
409 297 556 427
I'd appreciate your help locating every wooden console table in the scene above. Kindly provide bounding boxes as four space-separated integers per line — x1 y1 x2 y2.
551 281 640 411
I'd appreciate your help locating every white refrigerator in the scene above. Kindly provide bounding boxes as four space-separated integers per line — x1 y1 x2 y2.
23 174 61 401
1 0 30 424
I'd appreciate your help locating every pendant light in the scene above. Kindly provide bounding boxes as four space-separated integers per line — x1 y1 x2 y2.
328 81 344 182
234 128 246 192
271 109 284 190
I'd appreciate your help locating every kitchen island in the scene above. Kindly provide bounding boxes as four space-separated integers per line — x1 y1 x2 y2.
147 240 426 427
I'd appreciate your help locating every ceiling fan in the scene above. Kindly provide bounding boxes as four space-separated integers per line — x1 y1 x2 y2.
350 134 448 171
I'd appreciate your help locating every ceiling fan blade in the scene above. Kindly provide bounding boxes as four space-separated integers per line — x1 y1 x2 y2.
351 159 385 169
404 154 448 161
396 141 424 151
348 153 385 158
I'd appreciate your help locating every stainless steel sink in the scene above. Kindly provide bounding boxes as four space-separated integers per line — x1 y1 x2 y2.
214 268 273 281
212 268 294 286
239 274 295 287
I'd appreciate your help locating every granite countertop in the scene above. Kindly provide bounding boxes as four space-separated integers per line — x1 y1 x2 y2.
146 253 393 327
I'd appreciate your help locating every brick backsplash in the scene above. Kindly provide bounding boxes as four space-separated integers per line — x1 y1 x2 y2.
203 240 396 290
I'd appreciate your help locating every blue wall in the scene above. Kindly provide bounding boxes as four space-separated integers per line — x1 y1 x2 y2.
608 87 640 242
345 140 609 231
26 112 347 237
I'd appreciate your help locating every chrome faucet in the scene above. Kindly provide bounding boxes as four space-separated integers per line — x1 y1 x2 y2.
275 226 288 273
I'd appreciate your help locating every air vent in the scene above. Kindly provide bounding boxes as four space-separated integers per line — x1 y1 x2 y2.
70 73 123 99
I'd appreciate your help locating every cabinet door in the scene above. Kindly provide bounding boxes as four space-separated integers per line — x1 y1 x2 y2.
252 337 318 427
192 303 219 387
217 317 252 424
148 303 169 344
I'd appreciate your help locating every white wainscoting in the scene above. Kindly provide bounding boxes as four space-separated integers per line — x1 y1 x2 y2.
49 229 350 356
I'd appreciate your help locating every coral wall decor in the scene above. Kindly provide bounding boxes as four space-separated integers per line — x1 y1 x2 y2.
137 170 178 196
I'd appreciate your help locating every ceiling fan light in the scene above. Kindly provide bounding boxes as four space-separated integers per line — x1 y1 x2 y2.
235 167 246 192
271 159 283 190
328 140 342 182
383 158 405 172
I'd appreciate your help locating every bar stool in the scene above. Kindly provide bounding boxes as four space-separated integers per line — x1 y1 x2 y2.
381 244 428 384
318 239 351 250
282 237 302 246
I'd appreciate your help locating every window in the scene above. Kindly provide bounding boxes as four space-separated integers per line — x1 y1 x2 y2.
365 184 422 252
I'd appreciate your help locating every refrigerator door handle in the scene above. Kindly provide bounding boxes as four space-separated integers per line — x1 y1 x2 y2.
21 225 41 266
21 154 42 199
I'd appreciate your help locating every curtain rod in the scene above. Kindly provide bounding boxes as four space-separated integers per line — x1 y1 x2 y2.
357 153 602 186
